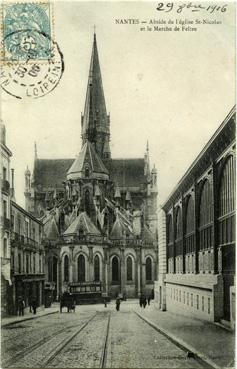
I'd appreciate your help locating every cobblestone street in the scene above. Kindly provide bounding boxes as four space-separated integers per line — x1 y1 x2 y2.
1 302 207 368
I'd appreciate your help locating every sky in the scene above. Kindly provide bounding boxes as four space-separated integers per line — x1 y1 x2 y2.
2 0 236 209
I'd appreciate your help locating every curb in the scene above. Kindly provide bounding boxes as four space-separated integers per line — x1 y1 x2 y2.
133 310 221 369
2 310 59 328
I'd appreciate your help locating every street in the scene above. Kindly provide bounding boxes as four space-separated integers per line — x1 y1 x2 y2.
1 301 204 368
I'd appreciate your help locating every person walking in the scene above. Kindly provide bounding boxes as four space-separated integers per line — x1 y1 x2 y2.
139 296 143 308
116 297 120 311
147 296 151 306
104 299 107 308
18 297 25 316
143 297 147 308
29 295 32 313
32 297 37 315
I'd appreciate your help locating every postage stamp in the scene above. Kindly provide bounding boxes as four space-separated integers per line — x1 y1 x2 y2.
0 1 64 99
1 2 52 61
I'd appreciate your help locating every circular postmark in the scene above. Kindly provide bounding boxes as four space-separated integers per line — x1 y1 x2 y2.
1 30 64 99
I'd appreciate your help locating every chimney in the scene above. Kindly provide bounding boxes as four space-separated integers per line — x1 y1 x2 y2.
11 168 16 201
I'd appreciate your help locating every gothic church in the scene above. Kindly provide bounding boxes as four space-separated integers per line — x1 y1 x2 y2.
24 34 158 300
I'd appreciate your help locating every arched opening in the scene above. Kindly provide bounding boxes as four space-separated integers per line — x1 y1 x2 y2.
146 257 152 282
199 180 213 250
218 156 235 245
174 206 182 274
112 256 119 283
218 155 235 320
126 256 133 281
185 196 195 273
64 255 69 282
167 214 174 273
94 255 100 281
78 255 85 282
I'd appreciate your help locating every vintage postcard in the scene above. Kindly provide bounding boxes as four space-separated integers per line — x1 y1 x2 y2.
0 1 235 368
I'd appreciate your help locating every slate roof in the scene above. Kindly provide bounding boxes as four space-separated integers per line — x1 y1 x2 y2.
43 216 60 240
67 141 109 179
32 158 145 190
110 215 133 240
33 159 74 189
64 212 101 236
109 159 146 188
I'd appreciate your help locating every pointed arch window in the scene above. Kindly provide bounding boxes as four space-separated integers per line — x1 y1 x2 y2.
218 156 235 246
112 256 119 283
94 255 100 281
126 256 133 281
78 255 85 282
64 255 69 282
146 257 152 281
199 180 213 250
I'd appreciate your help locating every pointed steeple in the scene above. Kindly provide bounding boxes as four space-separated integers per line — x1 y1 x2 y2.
81 33 111 159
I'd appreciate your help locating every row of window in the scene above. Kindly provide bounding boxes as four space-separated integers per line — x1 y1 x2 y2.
170 288 211 314
11 214 39 241
14 252 43 274
167 155 235 254
62 255 153 283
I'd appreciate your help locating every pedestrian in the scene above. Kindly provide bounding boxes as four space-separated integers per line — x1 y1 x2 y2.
147 296 151 306
32 297 37 315
139 296 143 308
18 297 25 316
116 297 120 311
29 296 32 313
143 297 147 308
104 299 107 308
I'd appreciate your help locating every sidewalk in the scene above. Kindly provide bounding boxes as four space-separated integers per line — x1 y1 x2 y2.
1 304 59 327
133 302 235 369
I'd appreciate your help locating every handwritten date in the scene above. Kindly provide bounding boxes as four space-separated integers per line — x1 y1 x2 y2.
156 2 227 14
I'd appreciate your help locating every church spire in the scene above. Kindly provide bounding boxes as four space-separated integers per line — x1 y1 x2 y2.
81 33 111 159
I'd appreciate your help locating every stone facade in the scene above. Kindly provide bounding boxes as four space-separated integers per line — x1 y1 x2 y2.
10 201 45 314
155 107 236 326
1 124 12 316
24 34 158 301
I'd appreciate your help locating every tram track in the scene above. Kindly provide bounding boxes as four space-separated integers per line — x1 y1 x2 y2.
99 312 111 368
43 311 111 368
43 313 98 367
2 313 97 368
